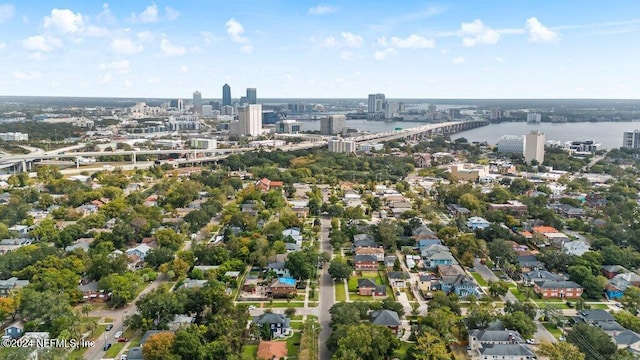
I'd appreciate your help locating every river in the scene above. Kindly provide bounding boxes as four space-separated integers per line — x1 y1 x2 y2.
300 119 640 150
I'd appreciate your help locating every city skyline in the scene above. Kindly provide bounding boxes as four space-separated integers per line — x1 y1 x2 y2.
0 1 639 99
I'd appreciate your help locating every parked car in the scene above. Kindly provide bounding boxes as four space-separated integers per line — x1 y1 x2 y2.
118 338 129 343
559 336 566 341
105 324 113 331
248 305 256 310
103 343 112 351
526 339 537 344
114 331 123 339
120 355 128 360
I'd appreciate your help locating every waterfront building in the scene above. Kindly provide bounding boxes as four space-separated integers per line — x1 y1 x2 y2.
328 138 356 153
524 131 545 164
320 115 345 135
526 113 542 123
623 130 640 149
359 143 384 152
497 135 525 154
276 120 302 134
565 140 600 153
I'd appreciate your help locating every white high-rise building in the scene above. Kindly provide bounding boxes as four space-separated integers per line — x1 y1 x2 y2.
384 101 399 119
320 115 345 135
497 135 525 154
238 104 262 136
526 113 542 123
623 130 640 149
328 138 356 153
525 131 545 164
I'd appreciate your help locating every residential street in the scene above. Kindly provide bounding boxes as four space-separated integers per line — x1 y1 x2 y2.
84 276 164 360
318 216 334 360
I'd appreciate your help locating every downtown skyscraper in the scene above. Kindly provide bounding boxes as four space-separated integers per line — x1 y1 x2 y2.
222 83 231 106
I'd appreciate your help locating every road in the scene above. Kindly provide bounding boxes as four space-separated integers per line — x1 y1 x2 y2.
84 277 164 360
318 217 334 360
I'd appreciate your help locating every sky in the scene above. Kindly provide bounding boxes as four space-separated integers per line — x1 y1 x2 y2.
0 1 639 99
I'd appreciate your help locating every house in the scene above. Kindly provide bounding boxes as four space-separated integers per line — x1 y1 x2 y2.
416 238 442 250
243 275 260 293
357 278 386 297
413 153 432 167
267 277 297 298
563 240 590 256
353 234 376 248
125 243 152 261
613 330 640 351
285 243 300 252
419 274 435 297
423 250 456 269
384 256 397 270
467 217 490 230
78 280 110 302
478 344 537 360
0 277 29 296
468 329 524 351
611 272 640 290
126 347 144 360
605 284 624 300
4 324 23 339
254 313 291 338
413 225 437 239
180 279 208 289
522 270 563 287
370 309 402 335
140 330 172 347
241 201 260 216
255 178 284 192
447 204 471 217
597 321 627 335
575 310 615 325
488 200 528 216
602 265 628 279
282 228 303 245
168 315 194 331
353 254 378 270
434 275 478 298
8 225 29 236
267 261 291 278
0 238 33 254
257 341 288 360
387 272 410 288
517 255 545 272
534 280 583 299
354 247 385 262
75 204 99 217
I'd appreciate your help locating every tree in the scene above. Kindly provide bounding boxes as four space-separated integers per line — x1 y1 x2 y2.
488 281 510 297
145 248 176 268
329 302 370 329
501 311 536 339
98 272 143 307
285 307 296 318
142 332 176 360
613 310 640 333
567 323 617 360
328 257 352 281
155 228 184 251
621 286 640 315
410 330 451 360
380 297 405 318
376 220 401 251
285 248 317 280
331 323 400 360
538 341 585 360
172 325 206 360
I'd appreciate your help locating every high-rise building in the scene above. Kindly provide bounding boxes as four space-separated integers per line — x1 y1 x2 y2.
328 137 356 153
525 131 545 164
367 94 385 113
192 91 202 114
222 84 231 106
384 101 398 119
497 135 525 154
427 104 437 115
320 115 346 135
623 130 640 149
527 113 542 123
276 120 302 134
246 88 257 104
238 104 262 136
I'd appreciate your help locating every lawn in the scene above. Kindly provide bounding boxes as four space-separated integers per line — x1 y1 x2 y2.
263 302 306 308
242 344 258 360
286 332 302 359
542 322 563 338
588 303 609 309
104 328 136 358
510 288 527 302
335 281 347 301
291 321 303 330
533 299 570 309
394 341 413 359
471 272 487 286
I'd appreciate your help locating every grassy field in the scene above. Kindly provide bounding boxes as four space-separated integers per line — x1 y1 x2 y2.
242 344 258 360
286 332 302 359
542 322 563 338
471 272 487 286
335 281 347 301
588 303 609 309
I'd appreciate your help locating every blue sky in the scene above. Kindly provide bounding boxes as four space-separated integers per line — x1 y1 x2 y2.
0 1 639 99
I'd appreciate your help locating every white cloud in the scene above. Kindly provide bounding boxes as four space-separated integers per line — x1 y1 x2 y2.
83 25 109 37
165 6 180 21
526 17 559 43
323 36 336 47
0 3 15 23
496 56 505 62
99 72 112 84
27 52 45 61
130 4 159 23
99 60 130 73
137 31 154 42
0 42 4 51
180 65 189 73
14 71 42 80
340 51 354 61
374 48 394 60
200 31 218 44
44 9 84 34
308 4 337 15
388 34 435 49
160 38 186 56
452 56 465 64
459 19 500 46
341 32 363 48
22 35 62 52
111 38 143 54
226 18 252 52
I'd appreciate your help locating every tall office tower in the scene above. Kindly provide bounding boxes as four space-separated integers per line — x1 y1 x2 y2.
246 88 257 104
320 115 346 135
192 91 202 114
497 135 525 154
384 101 398 119
177 99 184 111
525 131 545 164
222 83 231 106
623 130 640 149
527 113 542 123
367 94 385 113
238 104 262 136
